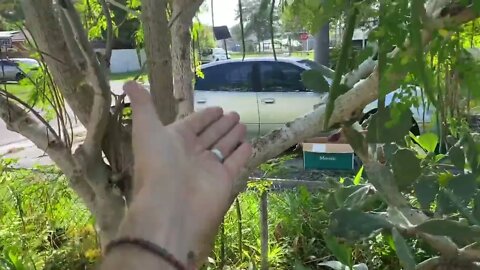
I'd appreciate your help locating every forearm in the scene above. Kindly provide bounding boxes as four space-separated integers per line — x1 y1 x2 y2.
100 183 193 270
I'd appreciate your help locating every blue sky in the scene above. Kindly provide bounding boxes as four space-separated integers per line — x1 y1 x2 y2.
197 0 238 27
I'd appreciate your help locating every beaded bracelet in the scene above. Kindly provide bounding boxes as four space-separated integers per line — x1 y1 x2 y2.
105 237 196 270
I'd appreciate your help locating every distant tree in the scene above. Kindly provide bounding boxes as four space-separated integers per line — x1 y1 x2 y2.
193 21 216 49
235 0 280 43
0 0 23 30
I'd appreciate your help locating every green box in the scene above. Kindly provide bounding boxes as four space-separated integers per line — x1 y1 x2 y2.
303 143 355 171
303 152 355 170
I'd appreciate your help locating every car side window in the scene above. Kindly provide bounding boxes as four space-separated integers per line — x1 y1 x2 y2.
0 60 16 67
195 62 255 92
259 62 306 92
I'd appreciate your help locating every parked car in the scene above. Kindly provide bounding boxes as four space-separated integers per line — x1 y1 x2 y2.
200 48 230 64
0 58 40 82
120 57 433 139
194 58 433 138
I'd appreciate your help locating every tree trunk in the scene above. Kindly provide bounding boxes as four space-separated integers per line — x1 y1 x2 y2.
314 22 330 67
171 0 196 119
21 0 128 247
141 0 177 125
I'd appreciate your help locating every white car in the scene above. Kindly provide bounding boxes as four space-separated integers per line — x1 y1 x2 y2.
124 58 433 138
200 48 230 64
194 58 433 138
0 58 40 82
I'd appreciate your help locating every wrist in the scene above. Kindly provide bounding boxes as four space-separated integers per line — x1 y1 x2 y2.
117 192 193 265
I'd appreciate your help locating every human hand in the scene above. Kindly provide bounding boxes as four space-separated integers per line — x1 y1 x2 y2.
118 81 252 265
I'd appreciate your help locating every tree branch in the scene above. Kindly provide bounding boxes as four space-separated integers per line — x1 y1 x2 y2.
140 0 176 124
99 0 114 67
233 1 480 194
58 0 111 157
0 94 96 212
416 257 441 270
170 0 204 119
21 0 93 126
0 89 60 142
106 0 140 17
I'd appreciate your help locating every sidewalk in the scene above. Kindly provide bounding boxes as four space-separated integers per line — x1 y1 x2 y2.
0 126 86 168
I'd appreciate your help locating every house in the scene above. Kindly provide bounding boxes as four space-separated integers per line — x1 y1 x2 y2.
0 30 29 57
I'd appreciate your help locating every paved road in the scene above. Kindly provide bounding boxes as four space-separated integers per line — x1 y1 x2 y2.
0 80 127 166
0 80 126 146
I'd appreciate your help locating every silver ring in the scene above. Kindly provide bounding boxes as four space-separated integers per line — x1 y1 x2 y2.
210 148 224 163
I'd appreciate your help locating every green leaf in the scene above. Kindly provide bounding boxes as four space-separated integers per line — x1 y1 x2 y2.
325 193 339 212
392 228 416 270
301 70 330 92
473 193 480 222
343 185 371 209
366 108 413 143
415 219 480 242
383 143 399 162
392 149 421 188
334 185 368 207
448 145 465 171
446 174 477 204
323 234 352 267
414 175 439 210
329 209 393 242
353 166 364 185
343 126 367 159
464 134 480 173
436 190 456 215
474 0 480 13
417 133 438 153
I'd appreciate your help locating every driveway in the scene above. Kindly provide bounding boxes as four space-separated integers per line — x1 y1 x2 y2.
0 80 127 166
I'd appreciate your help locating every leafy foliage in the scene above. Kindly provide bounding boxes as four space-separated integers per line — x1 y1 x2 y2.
0 159 98 269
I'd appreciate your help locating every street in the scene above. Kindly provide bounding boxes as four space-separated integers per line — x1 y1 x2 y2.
0 80 126 166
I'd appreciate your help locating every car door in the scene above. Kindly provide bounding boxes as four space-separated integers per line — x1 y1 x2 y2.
257 61 327 135
194 61 260 138
0 60 17 81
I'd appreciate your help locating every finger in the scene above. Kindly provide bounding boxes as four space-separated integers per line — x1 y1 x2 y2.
224 142 252 177
182 107 223 134
211 123 246 159
123 81 165 157
123 81 159 124
197 112 240 150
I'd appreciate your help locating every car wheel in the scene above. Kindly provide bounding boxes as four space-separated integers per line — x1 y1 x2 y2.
15 73 25 81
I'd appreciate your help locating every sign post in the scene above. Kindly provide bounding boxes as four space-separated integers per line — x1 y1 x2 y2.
0 37 12 49
299 32 309 51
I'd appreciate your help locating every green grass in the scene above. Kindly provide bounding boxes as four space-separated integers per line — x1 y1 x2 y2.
109 71 146 81
2 83 33 101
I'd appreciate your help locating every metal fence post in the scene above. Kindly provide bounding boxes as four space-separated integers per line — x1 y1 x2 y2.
260 190 269 270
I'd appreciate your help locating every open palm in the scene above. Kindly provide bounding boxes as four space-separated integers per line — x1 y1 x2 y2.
123 81 252 260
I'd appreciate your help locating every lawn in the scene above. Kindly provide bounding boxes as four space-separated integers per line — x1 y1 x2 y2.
109 71 146 81
2 83 33 101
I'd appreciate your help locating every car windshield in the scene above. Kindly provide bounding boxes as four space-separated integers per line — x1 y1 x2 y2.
297 59 334 79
